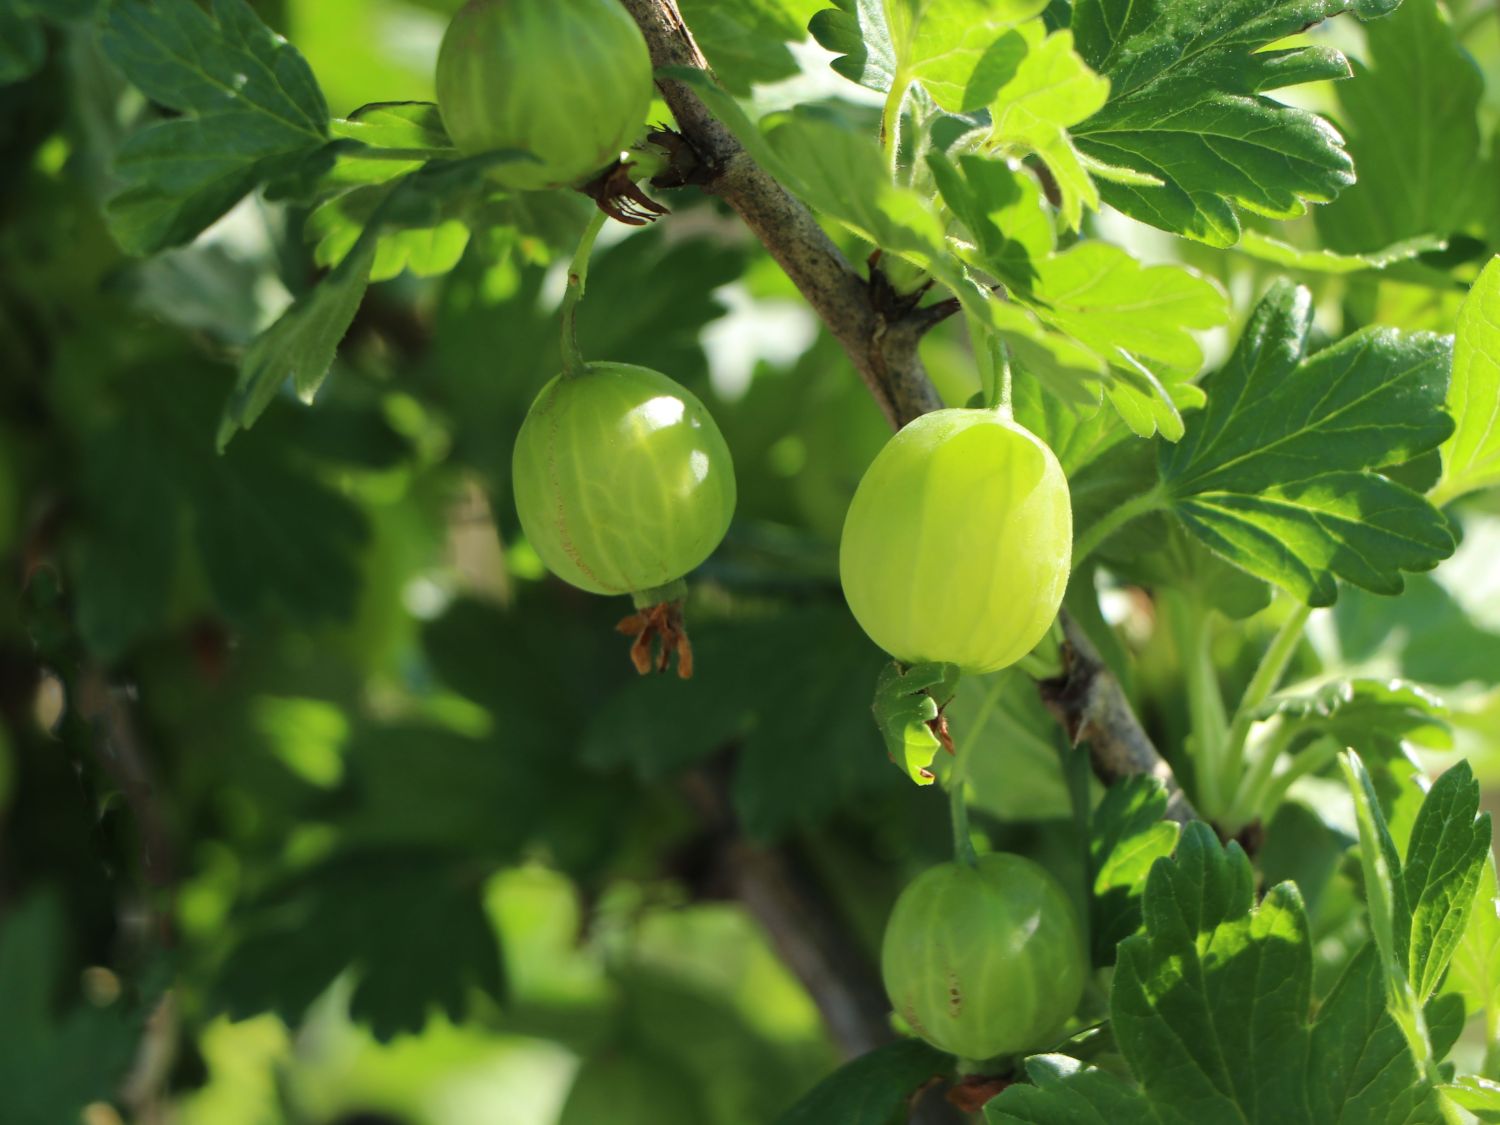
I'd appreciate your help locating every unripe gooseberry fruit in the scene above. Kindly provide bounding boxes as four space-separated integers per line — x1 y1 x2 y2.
882 853 1086 1060
435 0 652 191
839 409 1071 673
512 363 736 598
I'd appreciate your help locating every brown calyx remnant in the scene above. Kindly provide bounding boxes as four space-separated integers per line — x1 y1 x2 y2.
580 159 670 226
947 1073 1014 1112
616 600 694 678
926 708 955 755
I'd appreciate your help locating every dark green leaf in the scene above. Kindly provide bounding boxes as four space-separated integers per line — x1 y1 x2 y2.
1308 942 1449 1123
583 607 899 842
1113 823 1310 1121
1161 281 1456 605
0 2 45 86
218 851 504 1040
335 725 559 856
218 211 378 448
72 362 368 653
774 1038 953 1125
1087 775 1179 965
0 894 140 1125
995 822 1453 1121
102 0 331 254
1071 0 1396 244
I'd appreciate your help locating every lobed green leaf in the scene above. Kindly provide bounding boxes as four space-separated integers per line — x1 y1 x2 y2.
1436 256 1500 504
102 0 331 254
1161 281 1455 604
1070 0 1396 244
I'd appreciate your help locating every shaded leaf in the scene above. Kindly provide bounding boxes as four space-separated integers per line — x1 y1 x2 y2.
218 852 504 1040
775 1038 953 1125
1316 0 1483 254
1087 775 1179 965
0 894 140 1125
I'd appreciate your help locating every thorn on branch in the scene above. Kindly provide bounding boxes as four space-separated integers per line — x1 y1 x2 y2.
645 126 712 189
1037 610 1197 824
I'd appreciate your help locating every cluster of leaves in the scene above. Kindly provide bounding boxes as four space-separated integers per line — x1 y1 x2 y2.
3 0 1500 1121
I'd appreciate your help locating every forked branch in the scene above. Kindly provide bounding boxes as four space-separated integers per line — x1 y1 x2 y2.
618 0 943 429
619 0 1192 820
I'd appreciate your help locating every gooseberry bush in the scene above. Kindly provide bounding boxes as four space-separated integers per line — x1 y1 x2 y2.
5 0 1500 1122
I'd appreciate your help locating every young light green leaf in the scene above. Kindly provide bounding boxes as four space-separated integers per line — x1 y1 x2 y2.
217 215 379 450
308 184 470 281
896 0 1051 110
1342 751 1413 976
1446 859 1500 1058
761 108 947 259
1402 761 1492 1003
872 660 961 786
1070 0 1393 245
808 0 1050 107
1160 281 1455 605
325 101 458 191
1341 750 1437 1076
1316 0 1483 255
931 152 1224 438
1234 231 1446 275
1435 256 1500 505
1027 242 1225 438
101 0 331 255
1443 1075 1500 1121
927 152 1051 292
983 25 1109 230
808 0 897 93
1257 679 1451 751
774 1038 952 1124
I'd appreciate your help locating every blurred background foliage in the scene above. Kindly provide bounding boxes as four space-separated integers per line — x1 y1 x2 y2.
3 0 1500 1122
